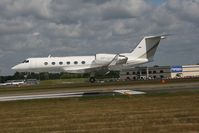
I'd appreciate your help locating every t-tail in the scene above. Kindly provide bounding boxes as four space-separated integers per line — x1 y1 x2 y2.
122 35 166 65
132 35 166 60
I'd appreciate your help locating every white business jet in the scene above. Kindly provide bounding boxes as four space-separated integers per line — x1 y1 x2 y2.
12 35 166 82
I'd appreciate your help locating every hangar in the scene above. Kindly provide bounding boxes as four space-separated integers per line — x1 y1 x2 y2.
120 65 199 81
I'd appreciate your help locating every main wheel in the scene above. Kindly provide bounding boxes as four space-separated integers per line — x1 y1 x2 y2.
89 77 96 83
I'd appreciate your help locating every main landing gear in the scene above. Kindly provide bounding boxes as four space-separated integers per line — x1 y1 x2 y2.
89 72 96 83
89 77 96 83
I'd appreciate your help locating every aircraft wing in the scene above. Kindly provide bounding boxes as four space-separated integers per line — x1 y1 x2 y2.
62 54 128 74
62 65 108 74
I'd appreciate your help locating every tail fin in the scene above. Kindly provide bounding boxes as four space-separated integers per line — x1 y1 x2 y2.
130 35 165 61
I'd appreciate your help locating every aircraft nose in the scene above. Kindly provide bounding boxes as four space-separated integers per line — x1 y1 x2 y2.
11 63 30 72
12 65 19 70
12 64 23 71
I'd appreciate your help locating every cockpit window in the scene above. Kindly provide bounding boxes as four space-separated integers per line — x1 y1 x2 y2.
22 60 29 63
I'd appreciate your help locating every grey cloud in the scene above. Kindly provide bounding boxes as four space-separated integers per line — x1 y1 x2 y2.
0 18 33 35
166 0 199 25
50 0 150 24
0 0 52 19
100 0 151 20
44 22 82 38
81 0 111 5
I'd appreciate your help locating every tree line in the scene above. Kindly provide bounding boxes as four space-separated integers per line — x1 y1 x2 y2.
0 71 119 83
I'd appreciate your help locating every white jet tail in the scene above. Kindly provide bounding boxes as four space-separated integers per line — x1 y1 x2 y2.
129 35 165 61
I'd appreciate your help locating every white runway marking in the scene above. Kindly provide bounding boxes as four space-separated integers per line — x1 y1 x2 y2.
114 90 146 95
0 92 84 101
0 90 146 102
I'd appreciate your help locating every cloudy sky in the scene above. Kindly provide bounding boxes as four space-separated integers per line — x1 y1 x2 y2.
0 0 199 75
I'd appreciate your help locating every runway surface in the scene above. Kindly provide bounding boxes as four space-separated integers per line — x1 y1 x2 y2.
0 82 199 101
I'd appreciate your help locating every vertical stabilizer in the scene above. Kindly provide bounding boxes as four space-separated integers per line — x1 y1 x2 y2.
130 36 165 61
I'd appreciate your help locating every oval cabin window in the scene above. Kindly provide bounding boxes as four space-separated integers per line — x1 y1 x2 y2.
82 61 86 64
59 62 63 65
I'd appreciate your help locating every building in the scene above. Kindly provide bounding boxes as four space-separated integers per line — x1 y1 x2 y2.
120 65 199 81
171 65 199 78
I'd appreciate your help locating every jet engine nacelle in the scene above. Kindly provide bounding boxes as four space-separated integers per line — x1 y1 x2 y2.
95 54 116 64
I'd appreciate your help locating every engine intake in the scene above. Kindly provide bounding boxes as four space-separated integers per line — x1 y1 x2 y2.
95 54 116 64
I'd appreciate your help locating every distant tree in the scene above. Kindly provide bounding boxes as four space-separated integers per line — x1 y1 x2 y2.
13 72 25 80
153 65 159 67
39 72 49 80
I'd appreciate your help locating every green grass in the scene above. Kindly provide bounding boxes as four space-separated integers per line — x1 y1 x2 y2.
0 93 199 133
40 78 87 85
